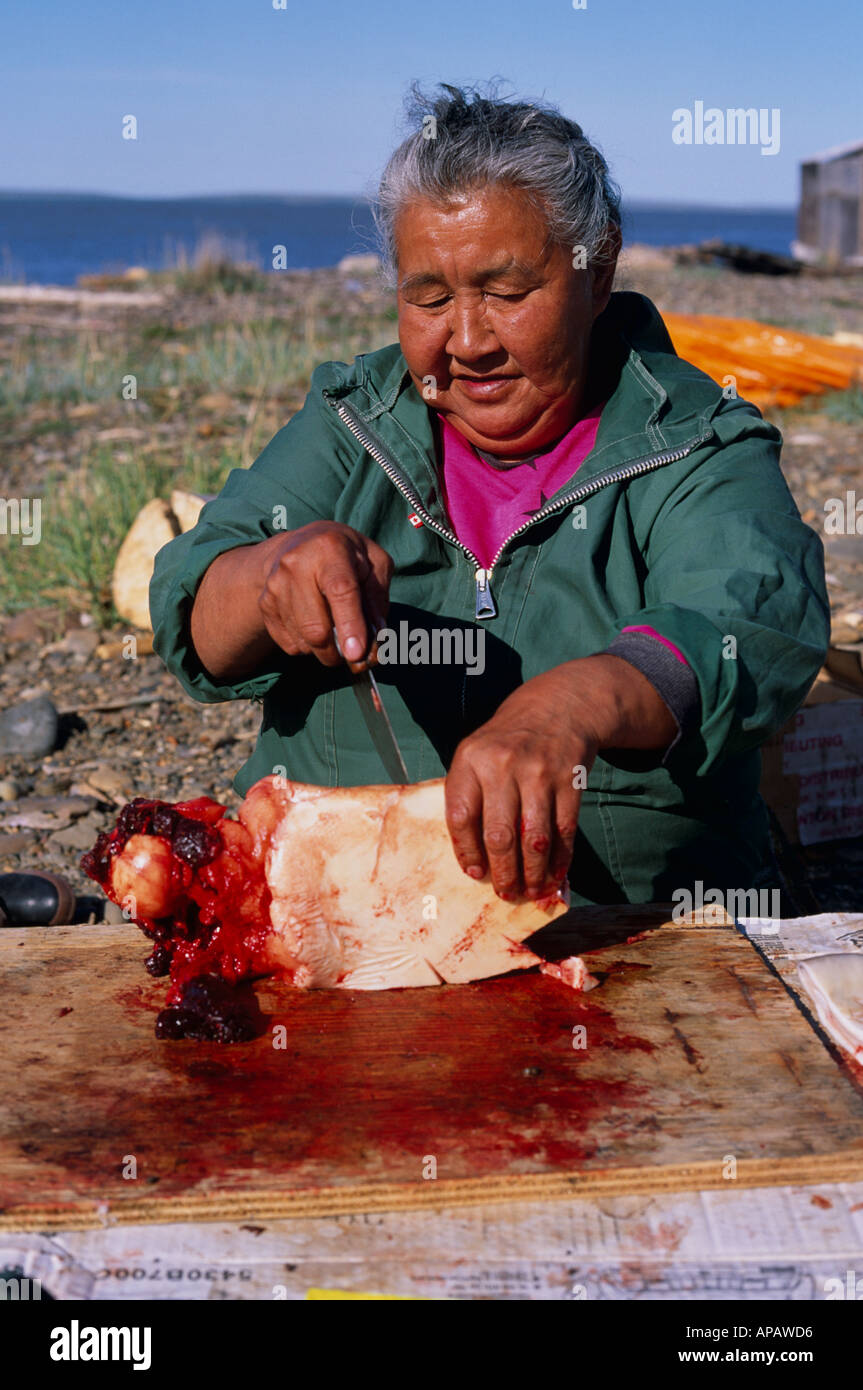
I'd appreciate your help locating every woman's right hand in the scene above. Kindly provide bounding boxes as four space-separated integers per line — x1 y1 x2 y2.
190 522 393 683
257 522 394 673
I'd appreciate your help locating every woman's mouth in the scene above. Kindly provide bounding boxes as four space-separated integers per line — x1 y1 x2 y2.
454 374 518 399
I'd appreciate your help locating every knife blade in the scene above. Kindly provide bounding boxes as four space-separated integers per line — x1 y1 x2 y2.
333 629 409 784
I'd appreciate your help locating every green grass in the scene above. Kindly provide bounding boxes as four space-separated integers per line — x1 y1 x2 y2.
767 383 863 435
820 386 863 423
0 334 115 409
171 259 269 297
0 445 234 620
1 275 398 623
748 309 840 336
0 312 396 416
158 229 269 296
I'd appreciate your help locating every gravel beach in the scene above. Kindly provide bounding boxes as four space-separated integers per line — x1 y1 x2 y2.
1 253 861 916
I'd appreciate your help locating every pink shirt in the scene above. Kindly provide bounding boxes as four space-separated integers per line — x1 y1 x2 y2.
439 408 688 668
439 406 603 570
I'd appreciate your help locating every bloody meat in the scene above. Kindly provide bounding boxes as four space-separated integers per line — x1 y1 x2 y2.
82 775 574 1041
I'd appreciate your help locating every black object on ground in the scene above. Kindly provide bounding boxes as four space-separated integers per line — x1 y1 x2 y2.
696 239 803 276
0 871 76 926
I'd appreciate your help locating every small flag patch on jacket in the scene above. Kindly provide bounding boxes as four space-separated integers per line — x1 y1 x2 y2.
408 512 423 528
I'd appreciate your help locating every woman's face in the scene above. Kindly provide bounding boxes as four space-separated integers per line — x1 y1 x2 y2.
396 184 617 459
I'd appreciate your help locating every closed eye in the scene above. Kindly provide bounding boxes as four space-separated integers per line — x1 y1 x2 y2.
410 288 533 309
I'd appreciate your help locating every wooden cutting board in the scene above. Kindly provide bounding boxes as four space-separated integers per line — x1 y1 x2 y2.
2 907 863 1231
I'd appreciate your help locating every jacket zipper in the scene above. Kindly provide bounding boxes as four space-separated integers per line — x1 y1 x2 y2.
327 394 713 622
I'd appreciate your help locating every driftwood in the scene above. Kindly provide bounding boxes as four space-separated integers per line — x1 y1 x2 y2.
56 692 183 717
691 239 802 275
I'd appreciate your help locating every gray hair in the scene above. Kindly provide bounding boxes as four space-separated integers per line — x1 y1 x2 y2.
375 82 622 282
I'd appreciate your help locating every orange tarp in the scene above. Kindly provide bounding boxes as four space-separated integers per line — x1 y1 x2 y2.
663 313 863 409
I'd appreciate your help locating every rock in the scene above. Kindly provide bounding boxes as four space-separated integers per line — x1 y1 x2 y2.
3 811 74 831
0 779 19 801
102 900 127 925
3 794 96 818
197 392 235 414
30 772 67 795
111 498 179 631
170 489 209 533
111 491 209 632
337 253 381 275
51 813 105 852
697 239 801 276
4 607 61 644
0 832 39 858
78 764 130 800
788 431 827 446
0 695 59 759
670 243 702 265
69 780 109 802
58 628 101 659
831 622 861 645
177 787 206 804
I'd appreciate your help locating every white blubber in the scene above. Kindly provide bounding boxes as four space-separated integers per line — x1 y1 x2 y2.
243 776 571 990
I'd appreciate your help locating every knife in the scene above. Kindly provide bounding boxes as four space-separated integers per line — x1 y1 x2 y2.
333 628 409 785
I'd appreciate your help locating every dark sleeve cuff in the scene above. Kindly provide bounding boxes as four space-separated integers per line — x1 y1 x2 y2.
603 631 701 766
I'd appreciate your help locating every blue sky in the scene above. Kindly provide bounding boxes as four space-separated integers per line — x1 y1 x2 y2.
1 0 859 206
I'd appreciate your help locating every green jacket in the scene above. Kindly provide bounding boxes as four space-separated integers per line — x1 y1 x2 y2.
150 291 830 906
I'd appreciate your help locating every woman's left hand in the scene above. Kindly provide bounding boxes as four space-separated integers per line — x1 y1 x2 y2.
444 655 678 899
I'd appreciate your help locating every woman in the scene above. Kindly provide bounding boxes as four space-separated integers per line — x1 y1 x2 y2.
150 84 830 909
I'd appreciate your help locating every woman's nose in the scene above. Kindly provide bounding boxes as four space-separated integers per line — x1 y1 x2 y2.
445 299 499 362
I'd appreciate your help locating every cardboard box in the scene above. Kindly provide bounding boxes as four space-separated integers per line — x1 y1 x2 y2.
760 647 863 846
